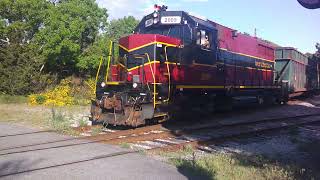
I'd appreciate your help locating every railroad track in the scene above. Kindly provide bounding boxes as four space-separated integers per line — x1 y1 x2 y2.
108 113 320 152
2 113 320 156
1 113 320 178
0 124 163 155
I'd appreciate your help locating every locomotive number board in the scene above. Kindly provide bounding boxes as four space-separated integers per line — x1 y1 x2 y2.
160 16 182 24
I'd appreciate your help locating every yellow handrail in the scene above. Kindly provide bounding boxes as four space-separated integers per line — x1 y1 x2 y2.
94 56 104 95
164 46 171 102
145 53 157 108
105 40 113 83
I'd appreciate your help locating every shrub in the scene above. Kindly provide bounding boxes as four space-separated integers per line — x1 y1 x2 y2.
35 95 46 104
28 77 96 106
29 79 74 106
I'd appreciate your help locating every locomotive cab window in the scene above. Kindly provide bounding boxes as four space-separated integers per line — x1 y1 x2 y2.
196 29 212 49
156 45 180 63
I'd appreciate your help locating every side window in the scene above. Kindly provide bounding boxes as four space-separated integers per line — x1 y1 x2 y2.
156 46 180 63
168 26 180 39
196 29 211 49
183 25 192 45
166 47 179 63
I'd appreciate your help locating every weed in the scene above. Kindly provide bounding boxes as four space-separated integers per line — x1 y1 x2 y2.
138 149 146 155
49 108 78 136
78 118 88 127
182 144 194 155
120 143 131 149
91 126 103 136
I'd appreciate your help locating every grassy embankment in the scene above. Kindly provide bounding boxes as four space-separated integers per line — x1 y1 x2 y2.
156 144 316 180
0 95 90 135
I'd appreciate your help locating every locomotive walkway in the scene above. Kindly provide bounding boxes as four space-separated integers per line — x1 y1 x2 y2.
0 123 188 180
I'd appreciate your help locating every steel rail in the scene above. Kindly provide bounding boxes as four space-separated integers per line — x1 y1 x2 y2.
1 115 320 178
0 130 54 138
0 124 162 155
149 116 320 153
2 113 320 156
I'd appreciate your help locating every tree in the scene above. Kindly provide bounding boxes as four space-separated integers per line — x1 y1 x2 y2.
0 0 49 45
35 0 108 76
76 16 139 74
0 0 50 95
76 34 109 75
0 0 139 95
0 44 46 95
106 16 139 42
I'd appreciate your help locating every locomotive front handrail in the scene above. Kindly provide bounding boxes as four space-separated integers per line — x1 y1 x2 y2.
94 56 104 95
144 53 157 108
105 40 113 83
164 46 171 102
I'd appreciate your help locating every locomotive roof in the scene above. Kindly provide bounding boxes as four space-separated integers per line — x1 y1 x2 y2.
187 14 216 29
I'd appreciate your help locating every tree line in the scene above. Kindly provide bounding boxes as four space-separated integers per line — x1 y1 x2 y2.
0 0 138 95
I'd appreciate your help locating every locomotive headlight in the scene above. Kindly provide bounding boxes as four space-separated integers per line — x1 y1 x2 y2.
153 18 159 24
101 82 106 87
132 82 138 88
153 12 158 18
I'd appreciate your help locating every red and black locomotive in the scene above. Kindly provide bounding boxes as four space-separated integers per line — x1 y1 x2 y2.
90 5 319 127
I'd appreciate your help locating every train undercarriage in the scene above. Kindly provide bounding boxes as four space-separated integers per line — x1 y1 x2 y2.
90 80 288 127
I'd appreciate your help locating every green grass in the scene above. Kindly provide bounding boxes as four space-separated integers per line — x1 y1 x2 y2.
0 103 51 127
0 103 89 136
91 126 103 136
49 108 78 135
120 142 131 149
158 147 308 180
0 95 28 104
78 118 88 127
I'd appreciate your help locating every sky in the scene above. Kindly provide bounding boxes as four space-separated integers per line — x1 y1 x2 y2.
96 0 320 53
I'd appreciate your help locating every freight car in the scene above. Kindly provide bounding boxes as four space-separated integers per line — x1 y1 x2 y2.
275 47 308 93
275 47 320 96
90 5 316 127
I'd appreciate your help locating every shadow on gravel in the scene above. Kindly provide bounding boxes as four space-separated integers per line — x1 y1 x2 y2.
0 158 43 177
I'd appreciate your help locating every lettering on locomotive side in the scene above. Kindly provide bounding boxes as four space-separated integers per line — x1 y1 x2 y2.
255 61 273 69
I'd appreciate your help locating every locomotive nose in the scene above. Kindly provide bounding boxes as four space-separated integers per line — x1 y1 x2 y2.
119 34 181 54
